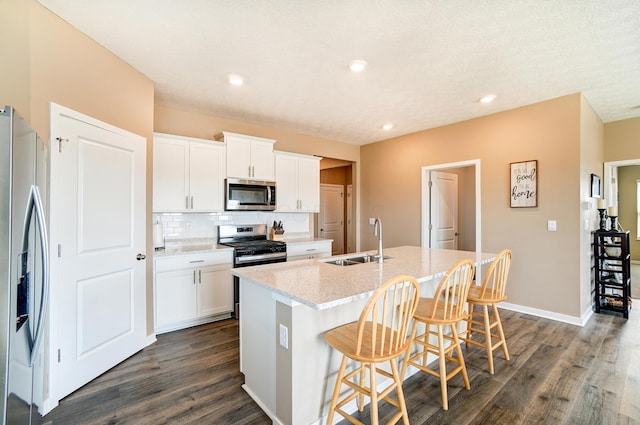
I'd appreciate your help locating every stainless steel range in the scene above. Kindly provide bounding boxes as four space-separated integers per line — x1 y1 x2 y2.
218 224 286 318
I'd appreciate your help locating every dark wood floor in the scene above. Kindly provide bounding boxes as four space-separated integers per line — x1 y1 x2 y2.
43 306 639 425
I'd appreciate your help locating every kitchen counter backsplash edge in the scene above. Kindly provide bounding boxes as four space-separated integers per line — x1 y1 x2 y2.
153 237 231 257
154 235 332 258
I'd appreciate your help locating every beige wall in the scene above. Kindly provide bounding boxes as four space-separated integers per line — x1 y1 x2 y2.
618 166 640 260
5 0 638 323
0 0 31 116
361 94 587 317
604 117 640 162
154 105 360 162
1 1 156 334
603 117 640 259
579 95 605 316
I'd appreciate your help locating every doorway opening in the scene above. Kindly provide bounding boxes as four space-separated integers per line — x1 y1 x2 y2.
421 160 481 252
604 159 640 261
318 158 356 254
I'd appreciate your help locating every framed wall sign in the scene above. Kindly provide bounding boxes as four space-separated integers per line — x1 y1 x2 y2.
590 173 601 198
510 160 537 207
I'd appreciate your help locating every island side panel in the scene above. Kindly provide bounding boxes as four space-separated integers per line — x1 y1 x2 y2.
276 299 366 424
275 301 293 425
239 278 277 418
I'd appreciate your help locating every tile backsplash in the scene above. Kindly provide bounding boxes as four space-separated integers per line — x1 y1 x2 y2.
153 211 313 242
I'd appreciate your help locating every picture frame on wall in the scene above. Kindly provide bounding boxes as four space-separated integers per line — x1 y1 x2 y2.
510 160 537 207
590 173 601 198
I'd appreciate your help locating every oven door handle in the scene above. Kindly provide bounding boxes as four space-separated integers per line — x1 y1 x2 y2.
236 252 287 264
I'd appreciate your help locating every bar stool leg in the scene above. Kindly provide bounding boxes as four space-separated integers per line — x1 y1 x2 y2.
452 323 470 390
369 363 378 425
494 304 510 361
437 325 448 410
482 304 494 374
327 355 348 425
390 359 410 425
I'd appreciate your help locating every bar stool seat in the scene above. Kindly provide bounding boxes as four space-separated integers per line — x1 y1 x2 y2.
402 259 475 411
325 274 420 425
464 249 512 374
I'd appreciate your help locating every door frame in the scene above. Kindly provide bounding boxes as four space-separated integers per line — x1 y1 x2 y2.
421 159 481 252
319 183 345 255
604 158 640 208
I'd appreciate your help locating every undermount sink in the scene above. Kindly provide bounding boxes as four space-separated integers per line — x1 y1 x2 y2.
322 254 392 266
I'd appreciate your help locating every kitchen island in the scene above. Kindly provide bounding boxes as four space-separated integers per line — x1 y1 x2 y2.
231 246 496 425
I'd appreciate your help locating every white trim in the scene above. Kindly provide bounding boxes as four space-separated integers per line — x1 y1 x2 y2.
421 159 481 252
604 158 640 207
499 302 593 327
241 384 283 425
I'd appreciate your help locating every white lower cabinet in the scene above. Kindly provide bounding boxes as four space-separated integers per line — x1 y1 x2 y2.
154 251 233 333
286 240 332 261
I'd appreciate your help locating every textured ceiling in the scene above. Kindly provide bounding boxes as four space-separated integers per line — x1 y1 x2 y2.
37 0 640 145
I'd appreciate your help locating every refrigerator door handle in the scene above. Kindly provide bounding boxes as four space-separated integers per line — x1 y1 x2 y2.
21 184 50 367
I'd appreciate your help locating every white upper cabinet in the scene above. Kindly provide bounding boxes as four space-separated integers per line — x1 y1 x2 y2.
153 133 226 212
216 132 275 180
275 151 321 212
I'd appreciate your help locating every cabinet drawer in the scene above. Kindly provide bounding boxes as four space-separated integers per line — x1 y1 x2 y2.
287 241 331 258
155 251 233 272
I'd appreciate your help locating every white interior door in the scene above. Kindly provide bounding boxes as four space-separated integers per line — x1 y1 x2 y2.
430 171 458 249
49 103 148 400
319 184 344 255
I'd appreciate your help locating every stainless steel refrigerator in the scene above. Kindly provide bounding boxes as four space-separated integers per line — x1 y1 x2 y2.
0 106 49 425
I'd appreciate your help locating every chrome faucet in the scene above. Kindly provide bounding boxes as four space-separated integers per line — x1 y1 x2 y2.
373 217 383 263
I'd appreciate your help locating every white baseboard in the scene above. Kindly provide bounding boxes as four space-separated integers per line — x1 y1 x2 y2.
499 302 592 327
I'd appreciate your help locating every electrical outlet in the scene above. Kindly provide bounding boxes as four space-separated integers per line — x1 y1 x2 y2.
369 218 376 225
279 324 289 349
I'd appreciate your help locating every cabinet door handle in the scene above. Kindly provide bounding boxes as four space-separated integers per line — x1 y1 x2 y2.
198 269 202 283
191 196 194 209
186 196 189 209
248 165 252 177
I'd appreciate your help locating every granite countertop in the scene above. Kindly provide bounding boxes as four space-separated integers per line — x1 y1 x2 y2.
153 237 233 258
231 245 496 310
154 236 331 258
282 237 333 245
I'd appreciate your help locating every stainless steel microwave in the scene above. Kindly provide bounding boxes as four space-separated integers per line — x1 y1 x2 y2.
225 178 276 211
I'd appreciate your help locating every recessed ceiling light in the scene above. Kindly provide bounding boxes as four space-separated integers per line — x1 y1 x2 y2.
382 123 393 131
349 60 367 72
479 94 496 104
228 74 244 86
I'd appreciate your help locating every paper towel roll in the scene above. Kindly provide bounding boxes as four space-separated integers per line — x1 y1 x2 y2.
153 223 164 249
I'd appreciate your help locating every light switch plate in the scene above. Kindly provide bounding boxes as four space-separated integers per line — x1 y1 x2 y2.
369 218 376 225
547 220 557 231
279 324 288 349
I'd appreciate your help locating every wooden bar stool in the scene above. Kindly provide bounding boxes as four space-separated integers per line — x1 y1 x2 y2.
325 274 420 425
463 249 512 374
402 259 475 410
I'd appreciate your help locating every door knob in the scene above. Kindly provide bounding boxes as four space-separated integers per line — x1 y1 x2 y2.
136 253 146 260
